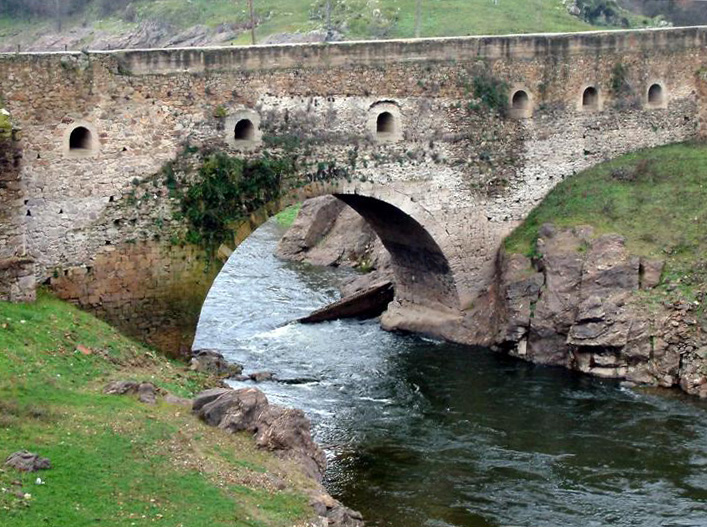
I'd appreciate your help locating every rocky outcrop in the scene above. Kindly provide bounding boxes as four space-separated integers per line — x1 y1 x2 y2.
4 451 51 472
193 386 363 526
190 349 243 377
300 281 394 323
497 224 707 397
276 196 393 295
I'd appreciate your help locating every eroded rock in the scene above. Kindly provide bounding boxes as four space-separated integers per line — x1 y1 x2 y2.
104 380 160 404
192 387 326 480
497 223 707 396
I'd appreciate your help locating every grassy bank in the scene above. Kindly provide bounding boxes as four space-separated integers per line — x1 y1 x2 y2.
274 203 302 229
504 141 707 307
0 291 314 526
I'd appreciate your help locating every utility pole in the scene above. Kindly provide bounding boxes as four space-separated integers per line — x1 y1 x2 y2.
415 0 421 38
325 0 332 40
247 0 256 45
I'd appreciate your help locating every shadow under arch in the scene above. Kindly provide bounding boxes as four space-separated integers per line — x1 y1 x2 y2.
216 188 461 314
333 194 459 312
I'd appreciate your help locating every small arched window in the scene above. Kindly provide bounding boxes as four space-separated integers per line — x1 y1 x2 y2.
648 83 664 106
512 90 529 110
376 112 396 135
69 126 92 151
234 119 255 141
582 86 599 110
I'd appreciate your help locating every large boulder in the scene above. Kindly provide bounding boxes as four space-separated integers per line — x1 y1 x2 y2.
194 387 268 432
254 405 326 480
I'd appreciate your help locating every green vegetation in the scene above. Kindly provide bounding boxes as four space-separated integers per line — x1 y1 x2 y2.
504 142 707 307
274 203 302 228
0 291 312 526
0 0 659 51
470 73 510 114
171 152 297 250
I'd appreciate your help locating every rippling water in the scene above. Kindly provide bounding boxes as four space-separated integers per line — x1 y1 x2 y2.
194 219 707 527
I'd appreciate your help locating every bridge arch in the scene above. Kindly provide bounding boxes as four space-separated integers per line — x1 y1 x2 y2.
218 183 462 315
581 86 601 111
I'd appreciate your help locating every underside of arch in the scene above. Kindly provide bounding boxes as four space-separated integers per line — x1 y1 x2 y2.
334 194 460 312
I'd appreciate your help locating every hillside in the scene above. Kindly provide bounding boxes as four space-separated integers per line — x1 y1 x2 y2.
0 0 657 52
0 290 316 526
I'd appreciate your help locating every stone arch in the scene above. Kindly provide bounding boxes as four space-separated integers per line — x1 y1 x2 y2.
581 86 601 111
234 119 255 141
647 82 667 108
333 194 459 312
63 122 99 157
217 185 461 313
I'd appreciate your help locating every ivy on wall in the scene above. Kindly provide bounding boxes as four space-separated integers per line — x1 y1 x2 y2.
167 150 297 251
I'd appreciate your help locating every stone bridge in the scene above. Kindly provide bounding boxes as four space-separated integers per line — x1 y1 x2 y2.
1 26 706 353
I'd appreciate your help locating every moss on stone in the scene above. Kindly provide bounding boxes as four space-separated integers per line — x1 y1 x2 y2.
0 110 13 140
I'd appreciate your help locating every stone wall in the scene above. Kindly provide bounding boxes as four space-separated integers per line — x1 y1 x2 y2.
0 26 706 351
0 114 34 302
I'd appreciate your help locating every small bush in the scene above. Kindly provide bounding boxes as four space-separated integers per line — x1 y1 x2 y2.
471 73 509 115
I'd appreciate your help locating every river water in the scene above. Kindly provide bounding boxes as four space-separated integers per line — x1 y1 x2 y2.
194 219 707 527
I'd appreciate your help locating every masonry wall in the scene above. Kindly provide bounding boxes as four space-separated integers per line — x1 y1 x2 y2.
0 26 705 351
0 120 34 302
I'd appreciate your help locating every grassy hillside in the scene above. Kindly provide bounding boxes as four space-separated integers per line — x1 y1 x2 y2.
0 291 314 526
0 0 649 51
504 141 707 307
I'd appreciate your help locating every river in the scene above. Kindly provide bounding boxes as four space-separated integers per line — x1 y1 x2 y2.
194 218 707 527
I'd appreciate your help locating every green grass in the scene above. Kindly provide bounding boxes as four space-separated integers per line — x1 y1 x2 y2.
1 0 656 50
0 291 313 526
274 203 301 228
504 141 707 309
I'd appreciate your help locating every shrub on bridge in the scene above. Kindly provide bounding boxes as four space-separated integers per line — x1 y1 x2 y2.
175 151 296 251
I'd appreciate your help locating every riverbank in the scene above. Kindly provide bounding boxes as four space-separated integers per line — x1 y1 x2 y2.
497 142 707 396
0 290 339 526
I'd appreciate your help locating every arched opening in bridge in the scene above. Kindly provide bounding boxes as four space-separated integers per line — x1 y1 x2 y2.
512 90 529 110
648 84 664 107
69 126 93 151
376 112 396 136
234 119 255 141
582 87 599 110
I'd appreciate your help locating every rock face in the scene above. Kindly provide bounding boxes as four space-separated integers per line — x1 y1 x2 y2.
497 224 707 397
276 196 393 294
5 451 51 472
192 386 363 526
